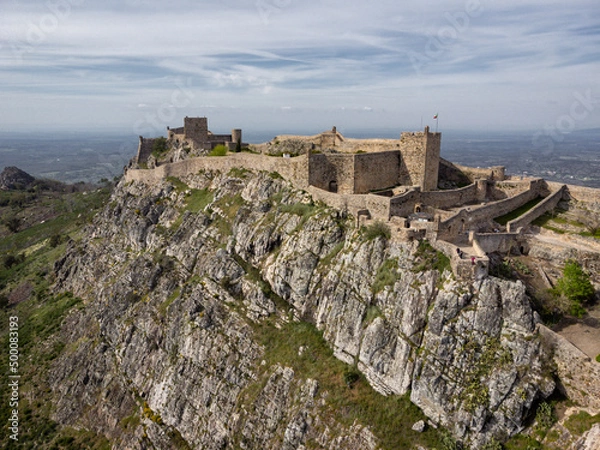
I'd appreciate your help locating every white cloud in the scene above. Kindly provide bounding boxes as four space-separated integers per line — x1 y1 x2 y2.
0 0 599 133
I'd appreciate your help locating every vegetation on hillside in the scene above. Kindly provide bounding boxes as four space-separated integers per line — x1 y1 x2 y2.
0 181 113 449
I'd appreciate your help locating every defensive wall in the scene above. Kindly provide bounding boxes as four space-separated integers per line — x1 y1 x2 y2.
135 137 157 165
436 179 546 240
307 187 392 222
430 238 489 281
125 153 309 189
470 232 524 255
546 181 600 207
507 184 567 232
308 151 403 195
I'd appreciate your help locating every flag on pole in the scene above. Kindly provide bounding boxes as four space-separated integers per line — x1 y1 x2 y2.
433 113 438 119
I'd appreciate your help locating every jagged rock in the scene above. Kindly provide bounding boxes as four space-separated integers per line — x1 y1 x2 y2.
48 170 569 449
412 420 426 432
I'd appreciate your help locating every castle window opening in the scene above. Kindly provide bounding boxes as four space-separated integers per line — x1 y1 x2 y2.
329 180 338 193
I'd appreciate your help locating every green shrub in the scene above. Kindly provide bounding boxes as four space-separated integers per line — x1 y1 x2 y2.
481 437 503 450
208 144 228 156
343 367 360 388
3 216 21 233
413 240 451 274
534 401 556 433
363 221 391 241
151 137 168 158
555 260 595 304
596 354 600 363
49 233 63 248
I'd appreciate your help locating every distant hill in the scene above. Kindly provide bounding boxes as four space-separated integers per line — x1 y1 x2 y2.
0 166 35 190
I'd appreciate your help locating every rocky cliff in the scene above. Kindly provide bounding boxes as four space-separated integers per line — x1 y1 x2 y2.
49 169 558 449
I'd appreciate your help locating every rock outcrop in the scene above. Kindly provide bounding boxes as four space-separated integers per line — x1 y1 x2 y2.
50 169 559 448
0 166 35 190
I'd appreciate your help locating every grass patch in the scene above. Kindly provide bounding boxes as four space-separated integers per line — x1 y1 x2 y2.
248 320 444 449
413 240 451 274
494 196 544 226
372 258 399 293
208 144 228 156
319 242 344 268
564 410 600 435
185 189 213 213
279 202 317 217
228 167 250 178
504 434 543 449
363 304 384 326
166 176 189 192
363 221 391 241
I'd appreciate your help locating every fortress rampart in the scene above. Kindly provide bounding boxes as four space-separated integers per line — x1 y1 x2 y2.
125 153 309 189
124 119 600 281
507 185 567 232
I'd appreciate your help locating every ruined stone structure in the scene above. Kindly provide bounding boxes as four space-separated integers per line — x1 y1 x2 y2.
127 119 580 281
307 126 441 194
166 117 242 152
134 137 158 166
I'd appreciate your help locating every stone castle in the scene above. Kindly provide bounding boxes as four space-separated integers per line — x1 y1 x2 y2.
127 117 600 280
135 117 243 166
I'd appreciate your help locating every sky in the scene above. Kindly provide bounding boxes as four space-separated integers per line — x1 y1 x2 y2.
1 0 600 137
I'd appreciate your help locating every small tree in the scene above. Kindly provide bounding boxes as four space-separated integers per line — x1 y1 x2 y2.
151 137 169 159
555 260 595 304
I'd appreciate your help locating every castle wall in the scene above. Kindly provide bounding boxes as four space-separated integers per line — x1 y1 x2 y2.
436 180 544 240
390 190 421 217
135 137 157 164
209 134 233 143
507 184 567 232
452 163 506 182
308 154 355 194
546 181 600 207
420 183 480 209
489 180 531 200
353 151 401 194
124 153 310 189
471 232 522 254
307 187 391 221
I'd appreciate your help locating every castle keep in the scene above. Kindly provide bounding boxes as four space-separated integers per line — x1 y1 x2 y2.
308 126 440 194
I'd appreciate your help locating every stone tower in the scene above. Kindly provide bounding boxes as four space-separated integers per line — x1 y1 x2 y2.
398 126 441 191
184 117 208 145
422 126 441 191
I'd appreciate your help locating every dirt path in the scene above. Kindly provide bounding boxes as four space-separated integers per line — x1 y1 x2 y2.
532 232 600 253
555 303 600 360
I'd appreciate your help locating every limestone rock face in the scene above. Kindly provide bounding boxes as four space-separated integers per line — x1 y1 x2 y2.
50 170 561 449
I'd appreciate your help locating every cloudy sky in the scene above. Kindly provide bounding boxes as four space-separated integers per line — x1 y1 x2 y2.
1 0 599 136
